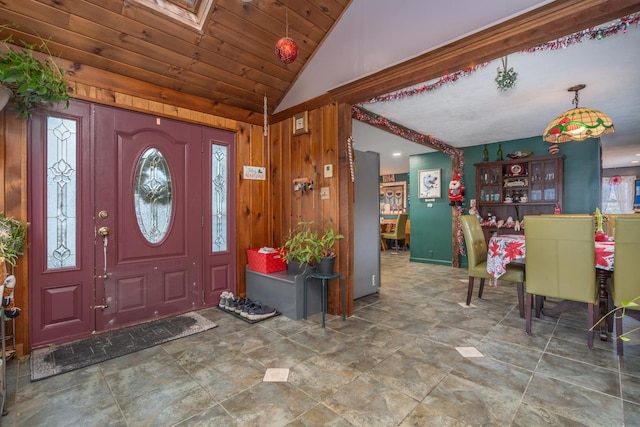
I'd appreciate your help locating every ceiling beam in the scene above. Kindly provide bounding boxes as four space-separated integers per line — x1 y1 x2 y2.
329 0 640 105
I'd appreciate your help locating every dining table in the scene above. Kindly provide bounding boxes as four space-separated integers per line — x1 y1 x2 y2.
486 233 615 340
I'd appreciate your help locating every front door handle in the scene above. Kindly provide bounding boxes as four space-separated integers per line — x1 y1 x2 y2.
98 226 109 237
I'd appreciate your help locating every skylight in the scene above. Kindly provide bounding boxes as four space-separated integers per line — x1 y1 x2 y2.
167 0 199 14
133 0 213 30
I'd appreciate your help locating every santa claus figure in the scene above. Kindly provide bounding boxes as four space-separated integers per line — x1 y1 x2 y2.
448 173 465 206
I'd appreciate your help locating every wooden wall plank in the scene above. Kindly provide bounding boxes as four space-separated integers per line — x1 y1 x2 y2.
336 102 354 317
0 111 29 357
268 103 351 318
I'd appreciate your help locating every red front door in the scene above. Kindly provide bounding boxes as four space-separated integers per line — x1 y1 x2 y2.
29 101 235 347
93 105 203 329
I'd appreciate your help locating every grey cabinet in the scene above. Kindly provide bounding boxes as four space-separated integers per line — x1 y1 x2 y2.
245 266 322 320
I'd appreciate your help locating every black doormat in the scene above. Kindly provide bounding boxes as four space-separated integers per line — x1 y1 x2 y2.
30 311 217 381
217 306 281 323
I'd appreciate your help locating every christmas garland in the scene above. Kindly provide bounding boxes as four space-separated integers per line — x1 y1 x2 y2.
359 12 639 105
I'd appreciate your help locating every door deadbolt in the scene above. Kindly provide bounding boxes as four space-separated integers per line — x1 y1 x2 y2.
98 226 110 237
98 210 109 219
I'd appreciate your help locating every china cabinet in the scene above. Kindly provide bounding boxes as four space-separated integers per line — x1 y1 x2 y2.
474 154 564 241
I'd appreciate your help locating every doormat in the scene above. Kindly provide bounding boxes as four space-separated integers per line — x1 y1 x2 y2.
30 311 217 382
217 306 281 324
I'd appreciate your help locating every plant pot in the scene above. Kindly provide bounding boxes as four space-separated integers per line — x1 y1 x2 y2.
0 85 11 112
287 260 307 273
317 256 336 275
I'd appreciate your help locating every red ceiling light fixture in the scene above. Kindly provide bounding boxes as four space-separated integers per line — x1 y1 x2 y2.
275 1 297 64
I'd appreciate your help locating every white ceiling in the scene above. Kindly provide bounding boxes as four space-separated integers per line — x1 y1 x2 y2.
277 0 640 174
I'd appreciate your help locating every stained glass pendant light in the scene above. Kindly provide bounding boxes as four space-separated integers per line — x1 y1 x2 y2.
275 1 298 64
543 84 614 143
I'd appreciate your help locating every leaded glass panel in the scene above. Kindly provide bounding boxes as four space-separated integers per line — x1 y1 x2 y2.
134 148 173 244
211 146 228 252
46 117 78 269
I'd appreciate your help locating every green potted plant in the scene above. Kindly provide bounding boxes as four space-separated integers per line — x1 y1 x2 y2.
280 221 343 274
0 28 70 119
281 221 317 270
315 226 343 274
0 211 28 267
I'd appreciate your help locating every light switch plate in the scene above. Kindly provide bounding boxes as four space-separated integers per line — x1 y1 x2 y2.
320 187 330 199
324 164 333 178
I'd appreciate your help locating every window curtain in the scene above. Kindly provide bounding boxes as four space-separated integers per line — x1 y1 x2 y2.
601 175 635 214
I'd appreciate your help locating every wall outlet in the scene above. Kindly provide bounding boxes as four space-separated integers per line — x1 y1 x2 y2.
372 274 377 287
324 164 333 178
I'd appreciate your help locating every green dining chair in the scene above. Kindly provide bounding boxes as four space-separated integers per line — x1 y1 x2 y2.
524 215 598 348
611 216 640 356
381 213 408 254
459 215 525 317
606 213 640 240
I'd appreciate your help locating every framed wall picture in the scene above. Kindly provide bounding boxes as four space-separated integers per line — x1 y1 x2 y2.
292 111 309 135
419 169 441 199
379 181 407 214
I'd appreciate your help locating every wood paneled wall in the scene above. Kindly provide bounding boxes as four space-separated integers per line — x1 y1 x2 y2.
269 102 354 317
0 111 29 357
0 62 353 355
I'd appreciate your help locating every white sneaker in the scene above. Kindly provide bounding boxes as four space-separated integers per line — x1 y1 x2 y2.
224 292 235 310
218 291 229 308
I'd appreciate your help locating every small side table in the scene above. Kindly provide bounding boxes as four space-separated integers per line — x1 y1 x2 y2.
304 272 346 328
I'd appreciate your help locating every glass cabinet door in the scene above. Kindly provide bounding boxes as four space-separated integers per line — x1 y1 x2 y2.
530 160 558 202
478 166 502 203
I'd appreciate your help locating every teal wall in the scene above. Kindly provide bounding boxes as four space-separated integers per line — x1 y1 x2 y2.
409 137 602 267
408 151 453 265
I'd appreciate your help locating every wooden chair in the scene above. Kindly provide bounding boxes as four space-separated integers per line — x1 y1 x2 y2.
459 215 525 316
403 219 410 250
524 215 598 348
381 213 408 254
610 216 640 355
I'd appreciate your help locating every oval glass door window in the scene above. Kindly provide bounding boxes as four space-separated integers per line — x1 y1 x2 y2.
134 148 173 244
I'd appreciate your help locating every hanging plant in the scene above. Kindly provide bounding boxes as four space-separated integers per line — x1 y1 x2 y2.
0 26 70 119
0 212 28 266
495 56 518 91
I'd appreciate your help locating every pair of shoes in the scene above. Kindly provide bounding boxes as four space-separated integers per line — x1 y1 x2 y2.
234 297 249 314
226 295 241 311
245 301 277 320
240 300 260 318
219 291 233 309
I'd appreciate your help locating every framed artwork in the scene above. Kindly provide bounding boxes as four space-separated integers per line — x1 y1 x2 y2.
379 181 407 214
292 111 309 135
419 169 441 199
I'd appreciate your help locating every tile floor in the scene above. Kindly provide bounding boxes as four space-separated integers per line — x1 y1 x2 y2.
2 251 639 426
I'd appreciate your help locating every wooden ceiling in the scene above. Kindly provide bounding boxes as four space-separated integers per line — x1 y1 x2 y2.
0 0 350 119
2 0 640 131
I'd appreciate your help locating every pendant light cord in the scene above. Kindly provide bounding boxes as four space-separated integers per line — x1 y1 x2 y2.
572 89 580 108
285 0 289 38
